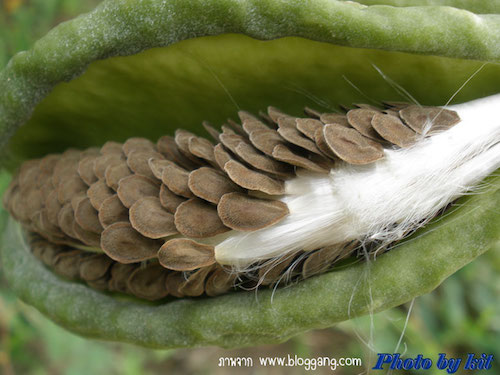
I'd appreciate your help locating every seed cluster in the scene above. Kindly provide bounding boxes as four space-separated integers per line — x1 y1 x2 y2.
3 102 460 300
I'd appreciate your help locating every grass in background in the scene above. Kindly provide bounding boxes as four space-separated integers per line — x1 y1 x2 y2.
1 1 499 373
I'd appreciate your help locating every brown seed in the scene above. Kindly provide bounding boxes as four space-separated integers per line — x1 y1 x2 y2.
39 154 60 173
188 167 239 204
57 203 77 239
248 129 285 156
165 272 185 298
117 174 160 208
205 267 236 296
272 144 330 173
45 190 62 226
319 113 350 127
86 276 110 292
104 162 132 190
100 141 124 155
323 124 385 165
296 118 324 140
314 127 337 159
93 153 124 179
241 119 270 134
79 254 113 281
38 208 64 237
108 263 137 293
175 129 203 165
101 222 162 263
219 133 248 155
127 263 169 301
122 137 155 156
302 244 346 279
303 107 322 118
18 187 44 221
188 136 216 165
371 113 418 148
52 156 79 188
126 150 164 180
224 159 285 195
174 198 230 238
148 158 174 180
238 110 259 123
77 156 98 186
277 125 322 155
258 254 296 286
218 192 289 231
226 119 246 135
72 221 101 247
159 184 187 214
202 121 221 142
234 142 295 178
213 144 233 170
74 197 103 234
346 108 384 141
18 159 41 188
179 265 214 297
399 105 460 134
383 101 411 110
157 135 198 170
88 180 114 210
98 195 129 228
158 238 216 271
57 175 87 205
161 164 194 198
267 106 292 123
129 197 178 239
52 250 82 280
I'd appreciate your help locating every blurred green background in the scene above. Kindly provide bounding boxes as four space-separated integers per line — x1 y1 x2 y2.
0 1 499 374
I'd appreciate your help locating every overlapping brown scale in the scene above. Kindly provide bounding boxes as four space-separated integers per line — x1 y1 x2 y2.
157 135 198 170
218 192 289 231
161 164 194 198
188 136 217 166
223 159 285 195
179 265 214 297
319 113 350 127
122 137 155 156
205 266 236 296
127 263 169 301
78 156 98 186
219 132 249 155
126 149 164 180
101 222 162 263
188 167 240 204
129 197 178 239
234 142 295 178
242 119 271 134
88 180 115 210
175 130 204 165
72 220 101 247
257 254 297 286
399 105 460 134
57 175 87 204
202 121 221 142
248 129 285 157
104 162 132 190
272 144 330 173
52 250 83 280
39 154 60 173
323 124 385 165
295 118 323 140
74 197 103 234
303 107 322 119
213 144 233 170
346 108 385 141
277 124 322 155
18 159 41 187
158 238 216 271
108 263 137 293
159 184 187 214
117 174 160 208
52 156 79 188
93 153 124 179
100 141 124 155
267 106 292 123
165 272 185 298
148 158 174 180
79 253 113 281
174 198 230 238
98 195 129 228
371 113 418 148
57 203 78 239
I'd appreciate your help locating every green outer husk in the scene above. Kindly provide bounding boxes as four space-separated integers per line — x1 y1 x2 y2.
1 0 500 349
2 0 500 151
2 174 499 348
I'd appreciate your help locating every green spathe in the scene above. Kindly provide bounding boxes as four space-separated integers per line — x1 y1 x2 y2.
0 0 499 349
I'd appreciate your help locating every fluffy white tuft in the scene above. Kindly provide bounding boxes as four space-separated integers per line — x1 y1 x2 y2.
215 94 500 269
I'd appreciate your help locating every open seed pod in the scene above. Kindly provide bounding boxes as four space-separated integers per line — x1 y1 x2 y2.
1 0 500 350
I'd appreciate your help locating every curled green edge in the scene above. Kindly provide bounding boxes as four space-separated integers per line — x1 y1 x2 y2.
1 0 500 348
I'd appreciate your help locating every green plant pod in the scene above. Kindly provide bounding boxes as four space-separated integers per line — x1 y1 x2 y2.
1 0 499 348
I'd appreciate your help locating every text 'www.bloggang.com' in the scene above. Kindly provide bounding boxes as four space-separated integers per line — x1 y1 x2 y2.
218 355 362 371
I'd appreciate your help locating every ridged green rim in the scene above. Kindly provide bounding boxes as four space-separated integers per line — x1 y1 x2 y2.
1 0 499 348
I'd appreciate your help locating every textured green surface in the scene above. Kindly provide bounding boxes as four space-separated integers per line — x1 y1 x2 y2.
2 174 499 348
0 0 499 349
